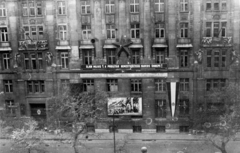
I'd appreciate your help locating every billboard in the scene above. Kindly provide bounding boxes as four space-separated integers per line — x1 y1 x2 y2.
108 97 142 116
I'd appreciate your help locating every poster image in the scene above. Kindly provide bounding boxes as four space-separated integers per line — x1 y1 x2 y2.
108 97 142 116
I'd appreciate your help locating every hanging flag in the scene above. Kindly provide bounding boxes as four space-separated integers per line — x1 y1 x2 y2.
167 82 179 117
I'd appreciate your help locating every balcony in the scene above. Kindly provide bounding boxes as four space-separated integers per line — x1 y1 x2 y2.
19 40 48 51
177 38 192 48
0 42 12 51
201 37 232 47
152 38 168 48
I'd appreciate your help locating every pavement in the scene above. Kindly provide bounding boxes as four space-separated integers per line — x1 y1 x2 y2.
1 132 240 153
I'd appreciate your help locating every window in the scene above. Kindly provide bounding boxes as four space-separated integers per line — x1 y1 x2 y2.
24 52 44 70
207 102 224 114
0 3 6 17
131 24 140 39
131 49 140 64
5 100 16 116
205 22 227 37
0 27 8 42
107 79 118 92
179 126 189 133
82 49 92 65
87 125 95 133
155 79 166 92
179 99 189 115
58 25 67 40
107 49 116 64
131 79 142 92
180 23 188 38
3 53 10 69
4 80 13 93
133 126 142 133
81 1 90 14
179 78 189 91
22 26 44 40
214 2 219 11
155 48 165 64
61 52 69 69
180 0 188 12
180 50 188 67
22 1 42 16
130 0 139 13
206 50 227 68
106 25 116 39
206 79 226 91
206 0 227 11
105 0 114 13
155 99 166 118
155 0 164 12
156 24 165 38
109 125 118 133
156 126 165 133
82 25 91 40
27 80 45 93
83 79 94 92
60 79 69 88
58 1 66 15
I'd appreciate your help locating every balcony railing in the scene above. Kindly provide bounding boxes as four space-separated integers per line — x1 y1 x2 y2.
202 37 232 47
19 40 48 50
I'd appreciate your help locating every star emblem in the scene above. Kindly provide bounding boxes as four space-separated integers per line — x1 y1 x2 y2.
112 35 133 57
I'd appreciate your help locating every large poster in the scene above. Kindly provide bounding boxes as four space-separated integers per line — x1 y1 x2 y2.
108 97 142 116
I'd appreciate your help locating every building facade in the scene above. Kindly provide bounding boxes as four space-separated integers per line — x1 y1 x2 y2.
0 0 239 133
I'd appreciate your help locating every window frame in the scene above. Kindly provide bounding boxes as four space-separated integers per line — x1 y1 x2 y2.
179 78 189 91
106 24 116 39
106 79 118 92
2 53 10 70
133 126 142 133
82 25 91 40
205 21 227 38
106 49 116 65
155 0 164 12
82 49 92 65
206 0 227 11
60 52 69 69
131 79 142 93
179 99 190 115
58 1 66 15
58 25 67 40
0 27 8 42
180 23 188 38
130 24 140 39
155 48 165 64
105 0 115 14
180 49 189 68
206 79 226 91
131 49 140 64
130 0 139 13
27 80 45 94
4 80 13 93
5 100 16 116
155 99 167 118
24 52 44 70
155 78 166 92
83 79 94 92
180 0 189 12
81 0 91 14
206 49 227 68
155 23 165 38
0 3 6 17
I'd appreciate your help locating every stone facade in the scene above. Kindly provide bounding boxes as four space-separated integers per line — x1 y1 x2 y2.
0 0 239 133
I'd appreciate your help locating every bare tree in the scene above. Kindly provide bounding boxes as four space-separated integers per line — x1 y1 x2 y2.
47 84 108 153
0 111 48 153
192 82 240 153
